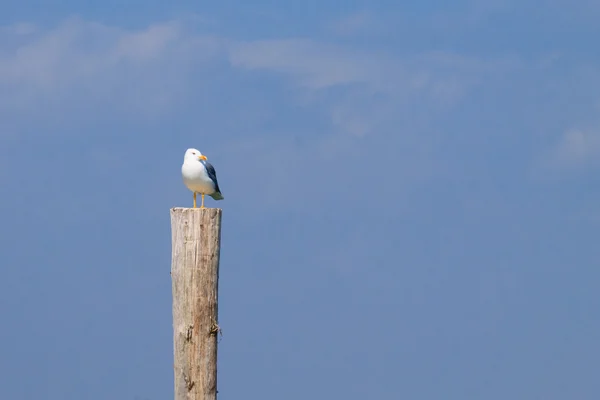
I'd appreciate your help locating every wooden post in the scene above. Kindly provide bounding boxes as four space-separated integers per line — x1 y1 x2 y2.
170 207 222 400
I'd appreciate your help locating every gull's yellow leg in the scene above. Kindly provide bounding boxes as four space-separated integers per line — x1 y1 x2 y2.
201 194 205 208
193 192 197 208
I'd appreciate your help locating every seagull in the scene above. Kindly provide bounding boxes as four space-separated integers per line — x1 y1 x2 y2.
181 148 224 208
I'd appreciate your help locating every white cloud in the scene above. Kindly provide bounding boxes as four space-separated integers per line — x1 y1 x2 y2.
553 128 600 167
228 37 516 96
0 16 516 139
228 39 377 90
228 38 517 136
530 127 600 179
112 22 181 61
0 18 221 119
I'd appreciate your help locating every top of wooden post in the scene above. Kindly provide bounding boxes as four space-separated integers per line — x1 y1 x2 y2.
171 207 222 212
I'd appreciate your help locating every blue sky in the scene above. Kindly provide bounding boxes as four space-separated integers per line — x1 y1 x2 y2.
1 1 600 399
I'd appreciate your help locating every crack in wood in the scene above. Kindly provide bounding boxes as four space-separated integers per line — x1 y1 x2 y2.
183 373 195 391
209 319 222 338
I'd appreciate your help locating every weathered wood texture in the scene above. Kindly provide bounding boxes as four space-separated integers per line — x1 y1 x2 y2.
171 207 222 400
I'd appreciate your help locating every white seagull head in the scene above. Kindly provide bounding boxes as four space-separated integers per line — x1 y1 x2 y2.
184 148 207 162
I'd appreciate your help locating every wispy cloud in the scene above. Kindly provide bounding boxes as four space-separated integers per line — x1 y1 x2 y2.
530 123 600 181
0 11 535 180
228 37 520 137
228 38 500 96
550 128 600 168
228 39 383 90
0 18 221 119
0 17 517 137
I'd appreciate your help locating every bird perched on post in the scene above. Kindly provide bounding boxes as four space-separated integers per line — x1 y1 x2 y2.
181 148 224 208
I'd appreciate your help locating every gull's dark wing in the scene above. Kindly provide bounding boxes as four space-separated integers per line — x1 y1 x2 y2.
200 160 221 193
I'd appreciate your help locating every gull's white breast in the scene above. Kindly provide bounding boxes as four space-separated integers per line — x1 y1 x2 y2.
182 161 216 194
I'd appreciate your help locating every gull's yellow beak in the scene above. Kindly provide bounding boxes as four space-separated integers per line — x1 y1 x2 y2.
198 155 207 161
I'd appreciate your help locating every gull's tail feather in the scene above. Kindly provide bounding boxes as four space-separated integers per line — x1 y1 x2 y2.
210 191 224 201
